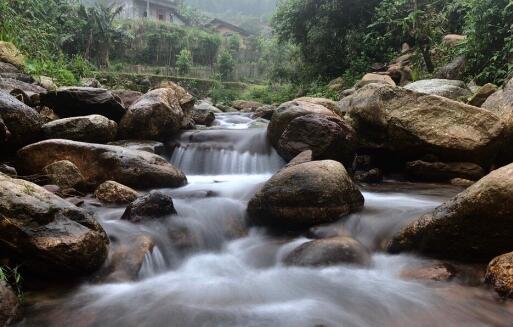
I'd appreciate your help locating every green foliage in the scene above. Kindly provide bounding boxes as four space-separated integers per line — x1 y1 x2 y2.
464 0 513 84
26 55 93 86
0 266 23 300
218 50 235 80
210 78 241 104
176 49 193 75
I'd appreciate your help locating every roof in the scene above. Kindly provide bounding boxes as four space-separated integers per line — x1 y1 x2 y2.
205 18 252 37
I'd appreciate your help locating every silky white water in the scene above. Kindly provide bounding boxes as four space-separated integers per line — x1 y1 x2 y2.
19 113 513 327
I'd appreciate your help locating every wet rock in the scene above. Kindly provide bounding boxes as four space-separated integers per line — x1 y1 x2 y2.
388 163 513 262
401 263 458 282
284 150 313 168
38 106 59 123
42 184 60 194
94 181 139 204
267 100 338 147
119 88 186 140
294 97 343 116
0 173 109 275
450 178 475 188
232 100 263 112
102 235 155 282
40 87 126 122
107 140 166 155
342 84 503 164
354 168 383 184
191 108 215 126
121 191 177 223
248 160 364 230
252 105 276 120
0 164 16 177
276 113 356 166
0 42 25 68
194 100 223 113
485 252 513 298
0 92 43 150
111 89 143 108
42 115 117 143
404 79 471 100
42 160 85 189
405 160 485 182
435 56 466 80
284 237 371 267
355 73 396 89
0 282 19 326
0 77 47 106
18 139 187 189
468 83 497 107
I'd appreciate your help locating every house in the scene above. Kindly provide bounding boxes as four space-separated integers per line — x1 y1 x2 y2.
92 0 189 25
205 18 252 48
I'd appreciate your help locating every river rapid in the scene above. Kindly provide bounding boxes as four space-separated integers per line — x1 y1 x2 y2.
19 113 513 327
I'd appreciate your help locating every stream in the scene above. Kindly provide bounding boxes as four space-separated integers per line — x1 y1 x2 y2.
19 113 513 327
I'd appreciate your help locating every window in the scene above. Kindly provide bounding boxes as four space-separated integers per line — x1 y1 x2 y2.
143 11 147 18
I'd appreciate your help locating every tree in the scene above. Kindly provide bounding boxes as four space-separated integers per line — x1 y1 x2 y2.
218 49 234 80
176 49 193 75
90 2 126 68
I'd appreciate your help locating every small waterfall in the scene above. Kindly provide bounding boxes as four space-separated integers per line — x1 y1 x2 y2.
139 246 166 278
170 128 284 175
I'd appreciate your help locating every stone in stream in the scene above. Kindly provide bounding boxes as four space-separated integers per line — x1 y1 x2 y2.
0 172 109 275
267 100 338 148
42 160 85 189
404 79 471 100
17 139 187 189
388 163 513 262
0 92 43 150
485 252 513 298
341 83 504 165
191 108 215 126
0 282 19 326
400 263 458 282
468 83 497 107
121 191 177 223
40 87 126 121
405 160 485 182
118 88 187 140
41 115 118 143
247 160 364 230
158 81 195 111
252 105 276 120
276 113 357 166
284 237 371 267
232 100 263 112
94 180 139 204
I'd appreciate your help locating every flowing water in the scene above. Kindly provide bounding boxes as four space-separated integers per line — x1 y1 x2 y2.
19 113 513 327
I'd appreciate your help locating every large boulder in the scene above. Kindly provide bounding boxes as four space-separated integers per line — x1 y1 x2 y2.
0 92 43 150
0 282 19 326
405 160 485 182
355 73 396 89
482 79 513 129
343 84 504 164
252 105 276 120
107 140 166 155
294 97 344 115
247 160 364 230
42 160 85 189
435 56 466 80
191 108 215 126
485 252 513 298
94 180 139 204
468 83 498 107
0 42 25 68
119 88 185 140
0 77 47 106
42 115 117 143
404 79 471 100
111 89 143 108
158 81 195 111
267 100 338 147
276 113 356 166
121 191 177 223
232 100 263 112
18 139 187 189
284 237 370 267
388 163 513 262
40 87 126 121
0 173 109 275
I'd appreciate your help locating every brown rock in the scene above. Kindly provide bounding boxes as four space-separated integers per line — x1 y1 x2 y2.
111 89 143 108
18 139 187 189
294 97 343 115
252 105 276 120
232 100 263 112
468 83 498 107
0 42 25 68
121 191 177 223
405 160 485 182
158 81 195 111
388 163 513 262
247 160 364 230
94 181 139 204
42 160 85 189
485 252 513 298
450 178 475 188
356 73 396 89
0 282 19 326
0 77 47 106
42 115 117 143
401 263 457 282
284 237 370 267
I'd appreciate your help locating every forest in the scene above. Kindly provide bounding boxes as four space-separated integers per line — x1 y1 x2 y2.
2 1 513 326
